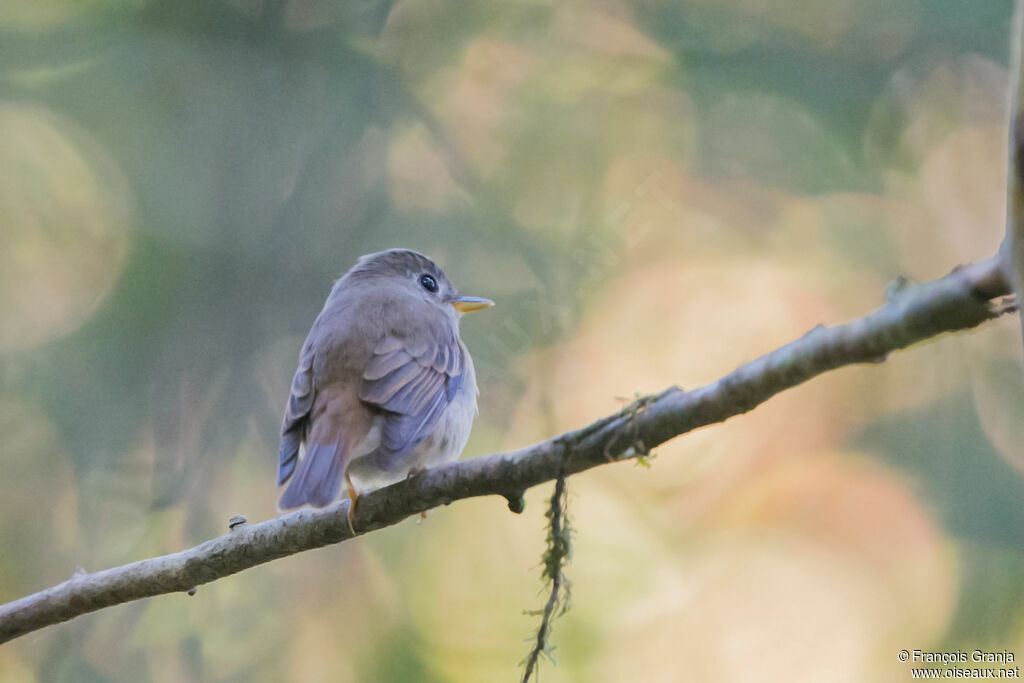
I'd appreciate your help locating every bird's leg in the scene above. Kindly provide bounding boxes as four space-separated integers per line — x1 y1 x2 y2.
345 472 359 535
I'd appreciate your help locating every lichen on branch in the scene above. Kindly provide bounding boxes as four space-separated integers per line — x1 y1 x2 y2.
521 470 573 682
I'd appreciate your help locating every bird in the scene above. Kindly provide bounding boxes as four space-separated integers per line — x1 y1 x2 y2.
275 248 493 526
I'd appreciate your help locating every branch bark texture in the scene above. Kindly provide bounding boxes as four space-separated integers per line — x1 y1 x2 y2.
0 254 1013 645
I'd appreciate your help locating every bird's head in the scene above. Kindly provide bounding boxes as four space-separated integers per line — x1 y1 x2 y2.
347 248 494 319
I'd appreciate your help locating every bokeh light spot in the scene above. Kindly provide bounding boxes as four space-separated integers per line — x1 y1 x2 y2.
0 103 132 352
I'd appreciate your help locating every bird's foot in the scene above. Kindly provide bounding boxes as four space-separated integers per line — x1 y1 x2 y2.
406 468 430 523
345 473 359 535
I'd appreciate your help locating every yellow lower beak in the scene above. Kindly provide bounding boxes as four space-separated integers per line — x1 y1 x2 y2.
450 296 494 313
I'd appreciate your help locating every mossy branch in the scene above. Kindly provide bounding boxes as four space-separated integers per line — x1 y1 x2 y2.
0 254 1014 646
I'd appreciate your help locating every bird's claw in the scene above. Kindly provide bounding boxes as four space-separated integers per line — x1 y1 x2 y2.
345 472 359 535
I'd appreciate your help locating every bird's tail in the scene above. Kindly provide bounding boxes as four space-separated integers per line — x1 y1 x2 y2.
278 439 346 509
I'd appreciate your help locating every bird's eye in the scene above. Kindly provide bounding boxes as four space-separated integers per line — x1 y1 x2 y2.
419 274 438 293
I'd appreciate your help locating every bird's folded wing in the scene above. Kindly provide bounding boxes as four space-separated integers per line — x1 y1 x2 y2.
277 339 316 485
359 332 465 471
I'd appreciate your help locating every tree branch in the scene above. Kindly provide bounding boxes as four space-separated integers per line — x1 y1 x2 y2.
1004 0 1024 344
0 254 1014 645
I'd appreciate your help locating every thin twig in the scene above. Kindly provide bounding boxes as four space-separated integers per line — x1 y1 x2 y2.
1004 0 1024 344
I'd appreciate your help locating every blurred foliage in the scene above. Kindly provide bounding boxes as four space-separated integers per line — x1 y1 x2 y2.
1 0 1024 681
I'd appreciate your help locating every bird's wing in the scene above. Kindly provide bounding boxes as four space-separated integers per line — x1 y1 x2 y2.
359 330 465 472
277 337 316 486
278 385 373 509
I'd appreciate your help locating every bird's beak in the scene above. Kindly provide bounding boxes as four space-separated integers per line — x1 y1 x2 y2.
450 296 494 313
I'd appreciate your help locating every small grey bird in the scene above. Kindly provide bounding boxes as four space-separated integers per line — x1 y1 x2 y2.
276 249 493 519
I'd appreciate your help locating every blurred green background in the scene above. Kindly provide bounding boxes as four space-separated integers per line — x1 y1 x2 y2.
2 0 1024 681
